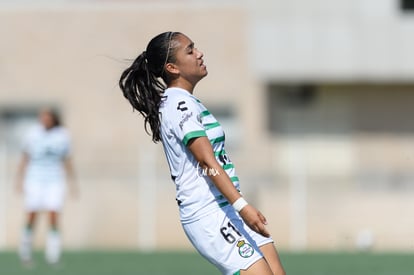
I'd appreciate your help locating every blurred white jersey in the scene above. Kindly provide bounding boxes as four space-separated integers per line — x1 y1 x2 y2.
160 87 240 223
23 125 71 185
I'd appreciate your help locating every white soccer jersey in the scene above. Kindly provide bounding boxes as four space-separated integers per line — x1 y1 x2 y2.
160 87 240 223
23 125 71 184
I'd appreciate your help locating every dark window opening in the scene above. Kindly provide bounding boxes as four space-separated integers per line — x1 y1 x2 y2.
266 84 318 133
267 84 316 108
401 0 414 11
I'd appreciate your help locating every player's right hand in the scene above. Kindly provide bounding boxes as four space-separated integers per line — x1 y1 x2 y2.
239 204 270 238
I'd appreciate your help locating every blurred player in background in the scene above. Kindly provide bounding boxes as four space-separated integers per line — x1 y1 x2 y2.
119 32 285 275
15 108 77 265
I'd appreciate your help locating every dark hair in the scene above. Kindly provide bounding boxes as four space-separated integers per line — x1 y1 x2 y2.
49 109 61 127
119 31 181 142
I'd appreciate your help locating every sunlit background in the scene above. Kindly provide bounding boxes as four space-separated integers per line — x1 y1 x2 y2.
1 0 414 273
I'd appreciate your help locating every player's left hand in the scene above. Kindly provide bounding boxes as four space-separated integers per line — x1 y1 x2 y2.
239 204 270 237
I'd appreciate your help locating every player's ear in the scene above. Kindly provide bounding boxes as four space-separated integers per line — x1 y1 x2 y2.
165 63 179 75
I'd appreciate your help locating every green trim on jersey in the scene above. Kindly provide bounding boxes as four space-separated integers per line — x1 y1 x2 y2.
214 149 227 157
223 163 235 170
230 176 240 182
233 271 241 275
218 201 229 208
210 136 225 145
183 130 207 146
200 110 211 118
204 122 221 130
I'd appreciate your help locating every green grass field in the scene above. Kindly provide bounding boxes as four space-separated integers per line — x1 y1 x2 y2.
0 251 413 275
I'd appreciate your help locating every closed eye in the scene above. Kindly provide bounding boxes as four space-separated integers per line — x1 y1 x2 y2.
186 42 195 54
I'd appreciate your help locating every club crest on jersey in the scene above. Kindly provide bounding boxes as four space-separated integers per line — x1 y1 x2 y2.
177 101 188 112
237 240 254 258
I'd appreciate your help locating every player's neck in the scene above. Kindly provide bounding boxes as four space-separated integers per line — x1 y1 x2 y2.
168 79 197 94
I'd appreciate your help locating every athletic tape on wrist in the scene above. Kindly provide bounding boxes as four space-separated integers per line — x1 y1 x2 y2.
232 197 248 212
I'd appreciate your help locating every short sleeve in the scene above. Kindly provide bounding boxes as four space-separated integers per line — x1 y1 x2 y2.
170 98 207 146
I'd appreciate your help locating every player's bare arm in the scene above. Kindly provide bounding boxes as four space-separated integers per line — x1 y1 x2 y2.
15 153 29 194
188 136 270 238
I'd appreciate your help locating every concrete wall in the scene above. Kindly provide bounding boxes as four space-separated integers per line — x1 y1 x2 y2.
267 84 414 250
248 0 414 81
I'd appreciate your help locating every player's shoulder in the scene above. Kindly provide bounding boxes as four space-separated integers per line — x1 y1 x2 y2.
163 87 201 112
51 126 70 139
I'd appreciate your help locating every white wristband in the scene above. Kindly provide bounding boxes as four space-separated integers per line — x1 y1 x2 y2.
232 197 248 212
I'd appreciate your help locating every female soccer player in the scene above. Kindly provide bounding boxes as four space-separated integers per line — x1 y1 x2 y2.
119 32 286 275
15 109 77 265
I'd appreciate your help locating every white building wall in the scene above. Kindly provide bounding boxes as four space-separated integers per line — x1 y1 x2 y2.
248 0 414 81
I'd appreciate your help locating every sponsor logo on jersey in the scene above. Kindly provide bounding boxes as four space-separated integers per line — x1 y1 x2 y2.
177 101 188 112
179 112 193 130
237 240 254 258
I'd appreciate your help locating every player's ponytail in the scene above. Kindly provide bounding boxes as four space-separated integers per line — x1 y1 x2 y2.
119 31 179 142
